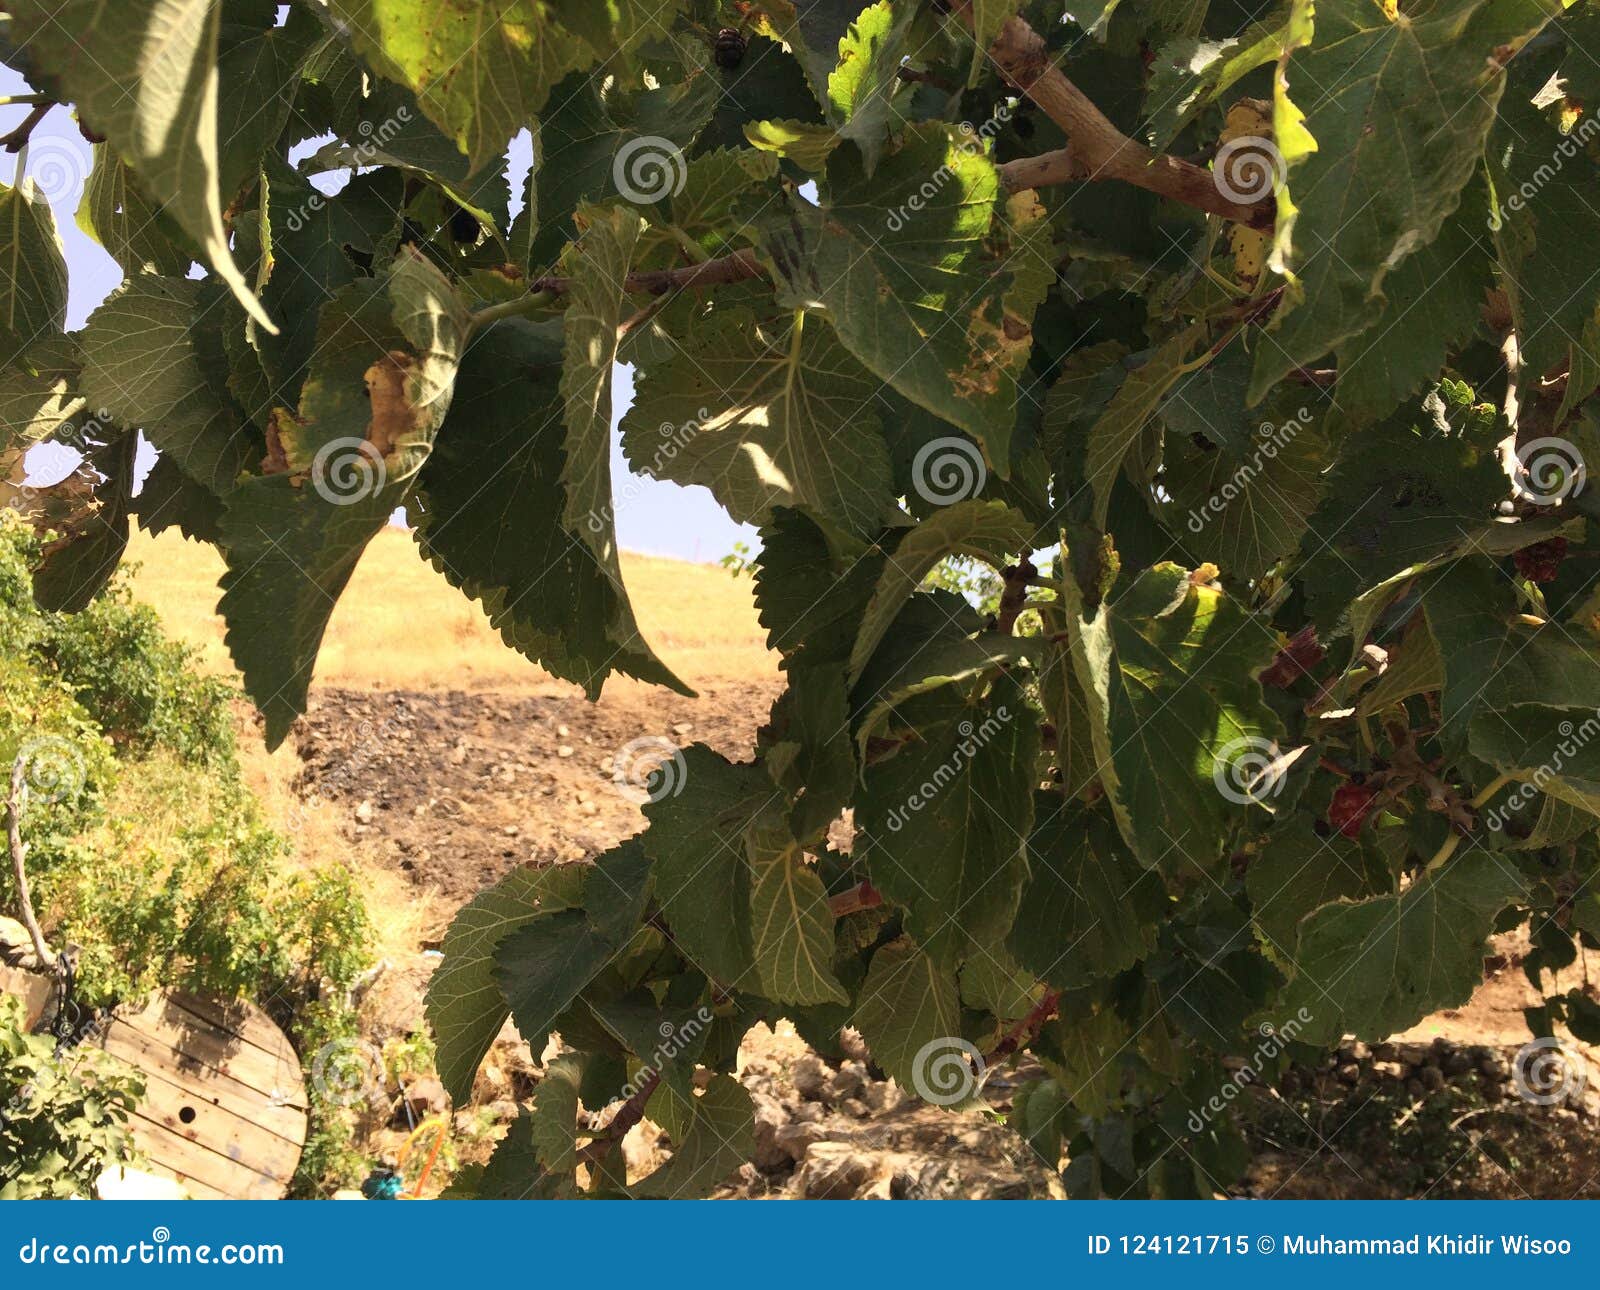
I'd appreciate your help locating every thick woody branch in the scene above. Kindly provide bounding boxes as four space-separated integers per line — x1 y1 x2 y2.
7 760 56 970
962 6 1273 228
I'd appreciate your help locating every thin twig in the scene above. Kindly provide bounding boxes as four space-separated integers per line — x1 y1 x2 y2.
0 102 51 153
6 759 56 969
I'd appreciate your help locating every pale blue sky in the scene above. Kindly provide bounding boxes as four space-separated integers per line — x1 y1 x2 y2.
3 70 755 564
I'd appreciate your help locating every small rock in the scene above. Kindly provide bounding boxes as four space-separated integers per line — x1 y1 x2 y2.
827 1060 868 1103
1419 1065 1446 1091
749 1095 794 1172
1479 1056 1509 1081
1372 1042 1400 1063
557 725 571 738
448 742 468 765
840 1097 871 1118
793 1144 876 1199
773 1121 830 1163
1441 1050 1474 1077
672 722 693 736
354 799 375 824
790 1054 834 1100
1371 1061 1405 1081
502 825 519 837
1336 1062 1361 1085
557 745 575 759
861 1081 904 1115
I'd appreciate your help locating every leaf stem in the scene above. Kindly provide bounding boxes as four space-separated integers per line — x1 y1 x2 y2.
468 290 557 333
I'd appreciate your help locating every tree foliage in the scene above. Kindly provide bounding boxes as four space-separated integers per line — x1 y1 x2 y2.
5 0 1600 1197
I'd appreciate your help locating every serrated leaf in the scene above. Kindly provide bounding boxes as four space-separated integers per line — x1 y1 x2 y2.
1060 561 1281 870
215 1 320 206
848 498 1032 681
327 0 595 172
827 0 912 172
621 309 897 536
424 862 586 1105
415 317 689 696
852 938 968 1104
641 745 768 987
9 0 274 330
744 118 840 171
1246 817 1393 954
526 1052 584 1177
1253 0 1563 400
1143 24 1285 151
219 257 467 746
767 126 1045 469
1471 704 1600 818
1280 851 1524 1043
1008 801 1165 989
746 814 849 1006
76 145 194 278
0 180 67 367
0 339 85 458
79 277 254 494
558 203 689 697
632 1074 754 1198
858 682 1038 969
1086 329 1203 527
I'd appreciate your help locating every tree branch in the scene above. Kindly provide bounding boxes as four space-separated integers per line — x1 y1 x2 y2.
0 102 51 153
577 1069 661 1168
6 759 56 970
827 879 882 919
960 5 1273 228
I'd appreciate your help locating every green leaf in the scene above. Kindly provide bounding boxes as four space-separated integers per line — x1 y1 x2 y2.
1143 24 1286 151
76 145 194 278
1060 562 1281 870
1166 406 1329 581
755 506 887 669
632 1075 754 1198
744 119 840 171
0 338 85 458
1086 329 1203 527
0 180 67 366
641 745 767 987
1280 851 1524 1044
327 0 595 171
621 309 897 536
215 1 321 206
219 256 468 745
424 862 586 1106
965 1 1024 85
414 317 689 696
1008 801 1166 989
526 1053 584 1179
852 938 969 1105
848 498 1032 681
858 682 1038 970
1246 817 1393 955
559 203 689 697
79 277 254 494
827 0 912 172
9 0 274 330
746 813 849 1006
768 126 1047 469
1471 705 1600 818
1252 0 1563 400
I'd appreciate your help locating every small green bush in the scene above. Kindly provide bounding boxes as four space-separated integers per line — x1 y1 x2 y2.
0 995 144 1199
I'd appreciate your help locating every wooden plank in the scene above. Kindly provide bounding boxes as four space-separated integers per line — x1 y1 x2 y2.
123 1105 284 1200
133 1068 304 1179
99 1019 308 1142
0 964 53 1031
101 1023 307 1147
165 991 289 1061
109 996 304 1102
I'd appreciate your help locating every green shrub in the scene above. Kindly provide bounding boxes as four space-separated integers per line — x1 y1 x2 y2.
0 995 144 1199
